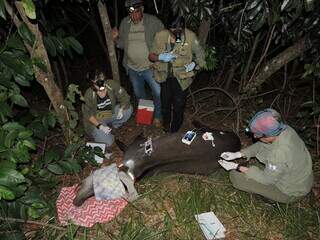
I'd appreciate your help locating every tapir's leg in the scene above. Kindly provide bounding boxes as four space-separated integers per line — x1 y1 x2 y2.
73 174 94 207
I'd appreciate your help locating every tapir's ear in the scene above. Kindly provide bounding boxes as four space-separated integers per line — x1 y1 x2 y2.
115 139 128 152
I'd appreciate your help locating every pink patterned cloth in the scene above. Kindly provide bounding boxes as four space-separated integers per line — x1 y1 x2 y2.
56 185 128 227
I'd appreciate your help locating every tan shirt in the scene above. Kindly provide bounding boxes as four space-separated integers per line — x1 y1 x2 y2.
127 20 151 71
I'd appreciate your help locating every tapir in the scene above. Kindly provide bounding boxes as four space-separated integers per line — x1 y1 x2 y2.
121 128 241 179
73 125 241 206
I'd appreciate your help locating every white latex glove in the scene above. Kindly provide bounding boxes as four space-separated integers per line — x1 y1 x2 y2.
220 151 242 161
116 108 124 120
185 62 196 72
218 160 239 171
99 125 112 134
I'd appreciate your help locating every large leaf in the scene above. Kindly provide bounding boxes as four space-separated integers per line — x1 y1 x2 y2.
0 185 15 200
47 163 64 175
7 34 26 52
22 0 36 19
0 168 26 186
44 147 61 164
11 94 28 107
4 129 18 148
14 74 31 87
65 37 83 55
18 24 35 46
44 36 57 57
0 51 25 76
0 0 5 20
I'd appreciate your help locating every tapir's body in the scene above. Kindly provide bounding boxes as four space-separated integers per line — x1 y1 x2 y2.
74 127 241 206
123 129 241 179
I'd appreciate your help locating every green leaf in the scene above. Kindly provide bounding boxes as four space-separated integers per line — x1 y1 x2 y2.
32 57 47 72
0 0 6 20
44 147 61 163
22 0 36 19
0 168 26 186
47 112 56 128
18 24 35 46
7 34 26 52
0 51 25 76
51 36 65 56
0 185 15 200
11 94 28 107
44 36 57 57
18 130 33 139
22 140 36 150
65 37 83 55
4 130 18 148
14 74 31 87
27 207 40 219
47 163 64 175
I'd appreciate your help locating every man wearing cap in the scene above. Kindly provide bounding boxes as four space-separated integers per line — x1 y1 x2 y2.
148 16 206 132
220 108 314 203
82 70 132 149
112 0 164 127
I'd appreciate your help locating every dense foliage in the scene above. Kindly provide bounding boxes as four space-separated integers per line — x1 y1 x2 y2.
0 0 319 238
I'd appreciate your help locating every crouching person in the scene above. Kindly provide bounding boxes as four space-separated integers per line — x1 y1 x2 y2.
220 108 313 203
82 70 133 151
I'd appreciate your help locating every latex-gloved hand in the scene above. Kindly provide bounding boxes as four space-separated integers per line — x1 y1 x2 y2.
220 151 242 161
116 108 124 120
99 125 112 135
218 160 239 171
185 62 196 72
158 52 177 62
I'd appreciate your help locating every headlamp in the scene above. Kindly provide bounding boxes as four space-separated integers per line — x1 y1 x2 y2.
128 6 135 13
96 79 105 91
172 29 182 43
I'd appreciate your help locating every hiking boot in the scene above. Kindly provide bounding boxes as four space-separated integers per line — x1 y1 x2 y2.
153 118 162 128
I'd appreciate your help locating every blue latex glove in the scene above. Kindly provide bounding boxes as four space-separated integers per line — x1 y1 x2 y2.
185 62 196 72
158 53 176 62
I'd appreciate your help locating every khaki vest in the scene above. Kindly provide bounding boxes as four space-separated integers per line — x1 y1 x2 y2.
152 29 199 90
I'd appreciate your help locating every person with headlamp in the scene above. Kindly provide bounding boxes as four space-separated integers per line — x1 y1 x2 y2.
148 16 206 132
82 71 132 153
220 108 314 203
112 0 164 128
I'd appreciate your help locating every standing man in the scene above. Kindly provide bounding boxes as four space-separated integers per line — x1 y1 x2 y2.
148 16 206 132
220 108 314 203
112 0 164 127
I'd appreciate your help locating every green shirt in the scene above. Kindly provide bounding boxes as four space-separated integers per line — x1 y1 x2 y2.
241 126 313 197
82 80 130 135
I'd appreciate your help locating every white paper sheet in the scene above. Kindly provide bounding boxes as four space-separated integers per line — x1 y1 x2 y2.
86 142 106 164
195 211 226 240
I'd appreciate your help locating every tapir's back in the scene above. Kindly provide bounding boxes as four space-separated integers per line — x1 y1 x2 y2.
123 129 241 178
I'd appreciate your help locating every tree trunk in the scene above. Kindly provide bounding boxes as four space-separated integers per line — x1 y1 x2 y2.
97 1 120 83
243 37 312 93
197 18 211 46
6 1 70 142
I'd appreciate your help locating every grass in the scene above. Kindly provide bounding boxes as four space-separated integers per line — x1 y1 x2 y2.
52 169 319 240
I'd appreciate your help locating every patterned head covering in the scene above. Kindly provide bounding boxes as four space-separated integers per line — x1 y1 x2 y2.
249 108 287 138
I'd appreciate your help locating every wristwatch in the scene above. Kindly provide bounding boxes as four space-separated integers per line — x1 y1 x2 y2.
96 123 101 129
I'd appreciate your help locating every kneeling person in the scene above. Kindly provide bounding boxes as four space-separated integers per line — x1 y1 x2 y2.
220 108 313 203
82 71 133 149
